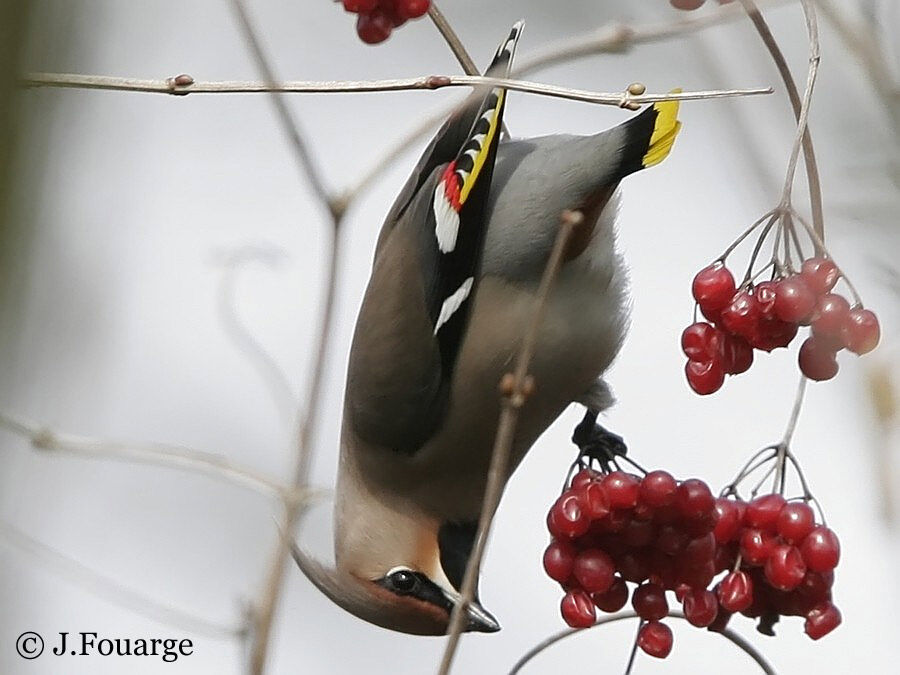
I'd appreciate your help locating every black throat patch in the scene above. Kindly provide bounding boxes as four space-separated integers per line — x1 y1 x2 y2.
438 521 479 592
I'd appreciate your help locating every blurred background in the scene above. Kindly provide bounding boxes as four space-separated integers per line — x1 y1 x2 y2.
1 1 898 673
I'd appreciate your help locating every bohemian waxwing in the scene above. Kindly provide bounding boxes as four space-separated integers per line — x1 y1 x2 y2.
289 21 682 635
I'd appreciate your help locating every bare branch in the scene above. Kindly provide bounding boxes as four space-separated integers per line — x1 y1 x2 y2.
0 410 308 501
0 520 244 639
507 611 777 675
437 211 584 675
226 2 345 672
739 0 825 241
427 3 479 76
20 72 771 107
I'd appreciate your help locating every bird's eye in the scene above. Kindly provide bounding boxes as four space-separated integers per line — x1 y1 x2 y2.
388 570 418 594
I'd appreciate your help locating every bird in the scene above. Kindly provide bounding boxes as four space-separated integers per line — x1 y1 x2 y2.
289 21 682 636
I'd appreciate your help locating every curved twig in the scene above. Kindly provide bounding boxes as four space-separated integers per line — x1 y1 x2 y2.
508 611 777 675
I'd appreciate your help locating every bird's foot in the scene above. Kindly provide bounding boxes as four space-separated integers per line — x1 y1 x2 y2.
571 410 627 473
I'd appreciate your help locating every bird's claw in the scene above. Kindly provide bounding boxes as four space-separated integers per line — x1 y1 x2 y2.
571 411 627 472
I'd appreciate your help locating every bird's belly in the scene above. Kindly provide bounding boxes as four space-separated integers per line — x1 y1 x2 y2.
402 257 627 520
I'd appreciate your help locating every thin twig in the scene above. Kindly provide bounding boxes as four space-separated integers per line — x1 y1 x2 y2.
739 0 825 242
437 210 584 675
622 619 643 675
507 611 777 675
0 410 300 501
0 520 243 639
215 245 297 431
427 3 479 75
20 72 771 108
227 2 345 672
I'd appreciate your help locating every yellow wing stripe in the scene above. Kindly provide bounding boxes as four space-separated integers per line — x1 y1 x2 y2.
642 88 682 168
458 89 506 205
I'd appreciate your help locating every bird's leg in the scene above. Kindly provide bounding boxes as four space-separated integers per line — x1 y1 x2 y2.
571 408 627 474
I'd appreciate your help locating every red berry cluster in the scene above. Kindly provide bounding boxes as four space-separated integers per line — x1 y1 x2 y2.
543 468 842 658
338 0 430 44
545 468 721 659
684 258 880 394
713 494 842 640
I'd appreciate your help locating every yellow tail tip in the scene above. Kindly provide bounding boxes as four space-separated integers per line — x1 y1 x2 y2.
643 88 682 168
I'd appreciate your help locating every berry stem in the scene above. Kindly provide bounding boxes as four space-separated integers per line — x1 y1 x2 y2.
719 209 776 263
790 207 864 306
780 375 808 449
722 445 779 497
622 620 643 675
741 213 779 286
750 462 778 498
508 611 778 675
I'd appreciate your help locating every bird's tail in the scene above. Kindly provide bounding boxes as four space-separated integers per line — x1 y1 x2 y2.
614 89 683 178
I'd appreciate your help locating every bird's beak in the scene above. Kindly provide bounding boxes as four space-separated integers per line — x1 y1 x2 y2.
465 599 501 633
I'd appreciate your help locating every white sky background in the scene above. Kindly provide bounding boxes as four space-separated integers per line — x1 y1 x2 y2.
1 1 899 673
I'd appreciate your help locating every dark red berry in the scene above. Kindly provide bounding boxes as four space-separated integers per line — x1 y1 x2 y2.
575 481 610 521
573 549 616 593
764 544 807 591
722 334 753 375
800 526 840 572
799 336 839 381
543 540 576 583
638 620 674 658
713 498 743 543
745 493 787 531
718 570 754 612
548 492 590 539
592 576 629 613
675 479 715 520
570 467 599 489
796 570 834 602
777 502 816 543
841 308 880 355
774 276 817 323
682 588 719 627
683 532 716 567
812 293 850 342
639 470 678 508
804 602 842 640
632 582 669 621
751 317 798 352
356 10 393 43
720 289 761 338
740 528 776 566
685 359 725 395
692 264 736 313
623 518 656 548
755 281 778 318
600 472 640 509
681 322 724 362
801 257 840 296
396 0 430 19
343 0 379 11
561 589 596 628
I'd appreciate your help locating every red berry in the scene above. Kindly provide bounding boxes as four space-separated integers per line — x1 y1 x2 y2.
751 316 798 352
720 289 761 338
592 576 629 613
683 532 716 566
713 498 743 543
639 470 678 508
692 264 736 313
745 493 787 531
681 322 724 362
801 257 840 296
618 550 651 583
343 0 379 12
600 471 640 509
623 518 657 548
356 10 393 43
543 540 576 583
670 0 707 10
570 467 599 489
632 582 669 621
573 549 616 593
800 526 840 572
548 492 590 539
685 359 725 395
396 0 430 19
682 588 719 627
575 481 611 521
740 528 776 566
764 544 807 591
774 276 817 323
717 570 754 612
777 502 816 543
722 334 753 375
799 336 839 381
637 621 674 659
675 479 715 520
841 308 880 355
804 602 842 640
561 589 596 628
812 293 850 343
755 281 778 318
655 525 688 556
796 570 834 602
